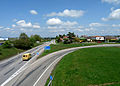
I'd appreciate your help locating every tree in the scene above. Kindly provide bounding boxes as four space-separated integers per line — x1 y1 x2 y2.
14 33 33 50
0 48 1 55
74 37 80 42
34 34 42 42
19 33 29 40
67 32 76 43
56 36 61 43
63 38 71 44
14 39 33 50
30 35 36 43
2 41 12 48
67 32 76 39
30 34 42 44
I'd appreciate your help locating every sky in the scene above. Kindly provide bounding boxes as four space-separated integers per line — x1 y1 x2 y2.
0 0 120 37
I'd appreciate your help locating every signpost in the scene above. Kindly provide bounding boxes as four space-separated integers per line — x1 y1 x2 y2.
44 46 50 50
47 75 53 86
36 52 39 55
50 75 53 80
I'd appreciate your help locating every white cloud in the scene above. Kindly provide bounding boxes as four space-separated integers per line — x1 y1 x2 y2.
33 25 40 28
46 18 62 25
16 20 32 27
102 0 120 4
112 24 120 27
89 23 107 27
4 27 11 30
46 9 85 18
20 28 25 31
102 8 120 21
78 26 84 29
101 18 108 21
12 24 16 27
75 29 84 32
48 26 57 29
62 21 78 26
13 19 17 22
0 26 3 28
85 28 94 31
111 7 114 11
13 20 41 29
30 10 38 15
46 18 78 27
49 29 65 32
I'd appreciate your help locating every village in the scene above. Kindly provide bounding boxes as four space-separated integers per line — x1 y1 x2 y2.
56 32 120 44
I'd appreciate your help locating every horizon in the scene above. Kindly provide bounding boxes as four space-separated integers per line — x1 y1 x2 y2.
0 0 120 37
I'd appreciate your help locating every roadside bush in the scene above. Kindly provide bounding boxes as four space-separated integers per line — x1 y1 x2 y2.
2 41 12 48
14 39 33 50
63 38 71 44
0 47 1 55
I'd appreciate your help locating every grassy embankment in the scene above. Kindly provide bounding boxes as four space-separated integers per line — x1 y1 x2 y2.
0 46 24 61
46 47 120 86
0 41 43 61
38 42 98 58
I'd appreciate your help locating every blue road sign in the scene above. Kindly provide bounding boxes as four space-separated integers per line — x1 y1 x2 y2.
50 75 53 80
36 52 39 55
44 46 50 50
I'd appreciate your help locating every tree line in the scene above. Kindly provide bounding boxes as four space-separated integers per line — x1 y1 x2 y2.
1 33 43 50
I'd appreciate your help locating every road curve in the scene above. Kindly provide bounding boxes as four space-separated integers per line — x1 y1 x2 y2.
2 44 120 86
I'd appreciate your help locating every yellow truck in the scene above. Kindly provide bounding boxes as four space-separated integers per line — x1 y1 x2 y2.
22 53 32 61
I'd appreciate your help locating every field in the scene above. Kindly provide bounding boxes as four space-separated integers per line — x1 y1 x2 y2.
0 46 24 61
46 47 120 86
38 42 97 58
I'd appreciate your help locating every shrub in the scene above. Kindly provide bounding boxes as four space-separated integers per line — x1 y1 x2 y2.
2 41 12 48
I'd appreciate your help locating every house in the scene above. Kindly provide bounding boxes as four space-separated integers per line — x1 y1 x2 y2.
90 36 105 42
105 36 118 42
63 36 68 39
0 37 8 41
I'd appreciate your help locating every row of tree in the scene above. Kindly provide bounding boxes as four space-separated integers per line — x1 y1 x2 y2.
2 33 42 50
56 32 76 44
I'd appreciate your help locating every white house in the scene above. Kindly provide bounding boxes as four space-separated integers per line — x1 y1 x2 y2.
96 36 104 41
0 37 8 41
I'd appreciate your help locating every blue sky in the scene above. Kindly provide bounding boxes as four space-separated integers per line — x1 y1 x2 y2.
0 0 120 37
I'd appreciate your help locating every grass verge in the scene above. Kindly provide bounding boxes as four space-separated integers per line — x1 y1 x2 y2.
0 47 24 61
46 47 120 86
38 43 97 59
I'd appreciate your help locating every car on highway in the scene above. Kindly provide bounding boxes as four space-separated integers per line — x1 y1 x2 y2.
22 53 32 61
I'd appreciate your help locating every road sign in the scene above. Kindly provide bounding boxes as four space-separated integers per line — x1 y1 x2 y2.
36 52 39 55
50 75 53 80
44 46 50 50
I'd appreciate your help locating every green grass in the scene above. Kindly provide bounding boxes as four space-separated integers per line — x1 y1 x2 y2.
46 47 120 86
0 46 24 61
33 42 43 47
38 43 97 58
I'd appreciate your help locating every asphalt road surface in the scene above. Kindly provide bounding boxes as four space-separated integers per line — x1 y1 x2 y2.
1 44 120 86
0 42 51 85
11 50 74 86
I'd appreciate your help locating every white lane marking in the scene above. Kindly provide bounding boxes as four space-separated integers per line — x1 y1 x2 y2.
1 44 49 86
33 51 73 86
1 59 30 86
1 44 120 86
33 44 120 86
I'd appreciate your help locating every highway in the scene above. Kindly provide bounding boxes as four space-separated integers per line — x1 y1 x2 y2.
1 44 120 86
0 42 51 85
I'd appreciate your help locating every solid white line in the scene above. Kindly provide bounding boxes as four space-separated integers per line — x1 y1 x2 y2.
33 51 72 86
1 62 28 86
1 44 47 86
33 57 60 86
33 44 120 86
